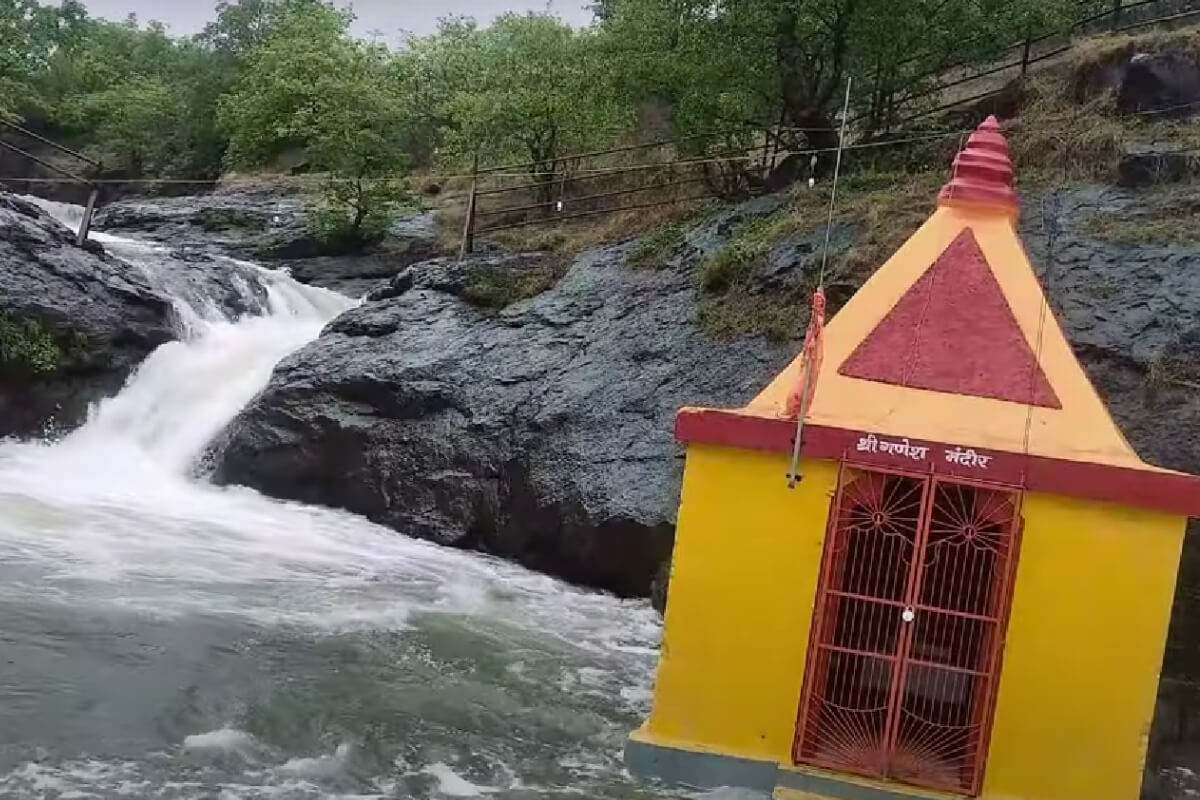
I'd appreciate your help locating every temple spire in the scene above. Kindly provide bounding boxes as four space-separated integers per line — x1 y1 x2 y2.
937 115 1019 216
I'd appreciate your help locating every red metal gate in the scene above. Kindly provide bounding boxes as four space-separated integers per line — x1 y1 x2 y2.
794 464 1022 795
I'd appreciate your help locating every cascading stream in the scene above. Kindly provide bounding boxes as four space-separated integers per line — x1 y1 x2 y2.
0 200 665 800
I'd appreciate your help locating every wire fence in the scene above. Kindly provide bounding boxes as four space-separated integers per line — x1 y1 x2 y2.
2 0 1194 254
457 0 1199 254
874 0 1200 130
0 118 102 244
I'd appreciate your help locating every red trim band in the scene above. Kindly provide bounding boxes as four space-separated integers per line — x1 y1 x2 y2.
676 408 1200 518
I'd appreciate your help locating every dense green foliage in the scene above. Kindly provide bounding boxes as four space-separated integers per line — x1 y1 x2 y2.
0 311 60 374
2 0 1104 230
217 1 412 242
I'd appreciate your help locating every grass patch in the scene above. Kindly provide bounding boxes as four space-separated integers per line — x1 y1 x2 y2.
1148 353 1200 393
697 171 941 340
1084 191 1200 245
0 312 61 375
199 207 266 232
488 199 716 258
462 256 569 309
1009 24 1200 182
1070 27 1200 102
627 222 688 270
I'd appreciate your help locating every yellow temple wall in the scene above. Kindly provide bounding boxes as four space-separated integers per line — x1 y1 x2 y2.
644 443 837 763
982 493 1185 800
640 446 1186 800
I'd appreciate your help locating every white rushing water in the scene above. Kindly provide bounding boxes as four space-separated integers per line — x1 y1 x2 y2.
0 200 662 799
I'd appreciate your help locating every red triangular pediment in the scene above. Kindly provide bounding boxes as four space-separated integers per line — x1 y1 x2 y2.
838 229 1061 408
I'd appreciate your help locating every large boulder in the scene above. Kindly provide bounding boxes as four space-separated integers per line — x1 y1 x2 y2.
1117 50 1200 118
209 195 793 597
209 184 1200 601
0 193 176 437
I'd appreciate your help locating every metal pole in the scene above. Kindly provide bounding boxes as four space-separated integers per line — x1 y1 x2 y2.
787 77 852 489
1021 33 1033 76
76 186 99 246
1112 0 1123 30
459 153 479 260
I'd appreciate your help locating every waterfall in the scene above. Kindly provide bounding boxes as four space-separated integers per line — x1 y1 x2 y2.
0 197 661 800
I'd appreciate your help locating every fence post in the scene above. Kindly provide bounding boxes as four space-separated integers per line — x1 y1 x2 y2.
1021 32 1033 76
76 186 99 246
459 153 479 260
1111 0 1123 30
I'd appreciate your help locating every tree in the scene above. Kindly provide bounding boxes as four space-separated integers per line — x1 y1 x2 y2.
0 0 87 118
388 16 478 168
41 16 226 177
598 0 1087 186
217 2 413 244
199 0 347 62
435 13 633 207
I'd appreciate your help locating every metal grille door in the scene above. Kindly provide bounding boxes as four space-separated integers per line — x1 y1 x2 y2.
795 467 1021 795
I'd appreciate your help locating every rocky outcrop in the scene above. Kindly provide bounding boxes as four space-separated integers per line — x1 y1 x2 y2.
96 190 442 296
1117 50 1200 118
0 193 176 437
1030 187 1200 477
1066 38 1200 189
209 195 792 597
95 187 319 260
1119 145 1200 188
0 192 284 438
207 185 1200 604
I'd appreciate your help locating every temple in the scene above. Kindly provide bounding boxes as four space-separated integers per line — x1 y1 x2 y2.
626 116 1200 800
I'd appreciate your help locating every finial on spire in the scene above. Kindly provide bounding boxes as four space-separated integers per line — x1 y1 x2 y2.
937 115 1018 215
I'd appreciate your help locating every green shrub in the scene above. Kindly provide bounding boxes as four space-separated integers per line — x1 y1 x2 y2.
0 313 61 374
627 223 687 270
462 257 569 309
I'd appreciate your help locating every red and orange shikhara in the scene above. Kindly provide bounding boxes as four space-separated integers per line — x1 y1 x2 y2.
679 115 1200 517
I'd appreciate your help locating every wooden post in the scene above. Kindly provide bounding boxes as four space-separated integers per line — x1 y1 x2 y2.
459 153 479 260
759 125 772 183
1021 33 1033 76
76 186 99 246
1112 0 1123 31
766 108 786 177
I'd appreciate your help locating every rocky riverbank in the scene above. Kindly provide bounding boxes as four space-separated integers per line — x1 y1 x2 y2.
194 183 1200 608
0 195 177 437
95 186 442 297
0 192 284 438
206 195 796 599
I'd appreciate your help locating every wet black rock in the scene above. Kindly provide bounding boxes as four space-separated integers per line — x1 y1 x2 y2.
1118 144 1200 188
209 184 1200 605
97 191 443 296
0 193 176 437
209 195 794 598
95 188 320 260
1029 187 1200 477
141 247 271 321
1117 50 1200 118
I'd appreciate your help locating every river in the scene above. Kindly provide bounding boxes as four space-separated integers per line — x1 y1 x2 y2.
0 205 670 799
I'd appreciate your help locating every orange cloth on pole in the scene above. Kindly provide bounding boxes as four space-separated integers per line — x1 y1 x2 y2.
786 288 826 419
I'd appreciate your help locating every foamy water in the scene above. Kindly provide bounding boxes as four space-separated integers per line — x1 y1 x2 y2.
0 199 664 799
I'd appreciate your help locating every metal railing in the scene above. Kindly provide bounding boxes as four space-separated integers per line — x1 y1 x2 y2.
457 0 1197 253
458 127 783 255
0 119 102 245
456 128 977 255
874 0 1200 129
